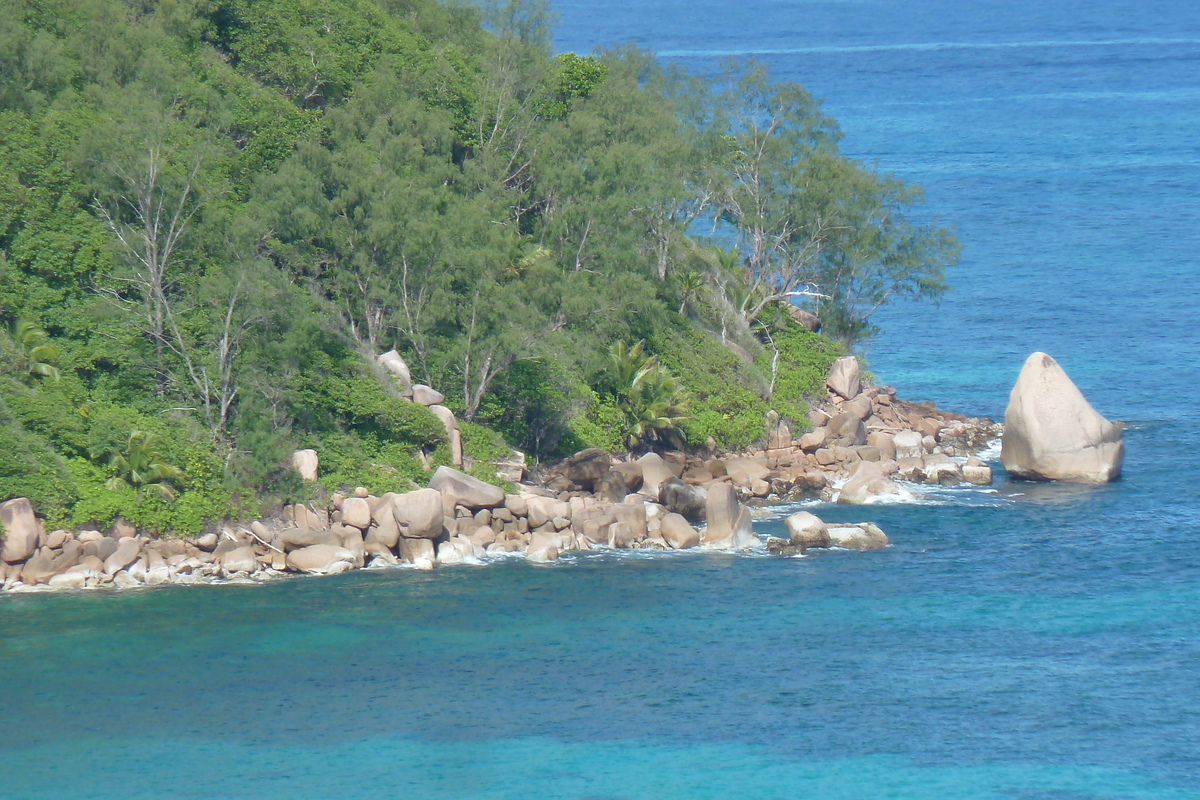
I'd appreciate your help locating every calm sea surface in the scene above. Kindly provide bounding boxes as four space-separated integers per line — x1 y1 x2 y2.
2 2 1199 797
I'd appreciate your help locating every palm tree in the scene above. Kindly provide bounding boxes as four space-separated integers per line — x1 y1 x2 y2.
105 430 182 499
621 367 689 449
501 233 555 282
604 341 690 449
14 320 60 381
675 269 707 315
605 340 656 392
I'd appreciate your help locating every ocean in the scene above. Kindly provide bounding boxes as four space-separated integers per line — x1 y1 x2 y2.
2 1 1199 797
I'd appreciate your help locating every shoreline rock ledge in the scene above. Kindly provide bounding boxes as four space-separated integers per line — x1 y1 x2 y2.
1000 352 1124 484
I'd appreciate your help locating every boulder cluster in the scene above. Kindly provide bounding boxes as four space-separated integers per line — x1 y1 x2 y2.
0 462 772 592
766 510 891 556
801 356 1000 502
569 355 999 508
376 350 470 469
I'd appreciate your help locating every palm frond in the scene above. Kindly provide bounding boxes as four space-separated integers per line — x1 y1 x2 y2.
105 431 180 500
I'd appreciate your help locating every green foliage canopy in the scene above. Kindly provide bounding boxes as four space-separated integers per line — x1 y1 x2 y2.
0 0 949 531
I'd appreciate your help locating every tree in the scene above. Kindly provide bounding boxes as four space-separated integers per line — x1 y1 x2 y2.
91 109 210 395
709 61 955 341
603 341 689 449
531 49 689 279
12 319 59 381
673 269 706 315
104 430 182 499
164 254 282 451
481 0 557 53
258 67 461 359
814 172 957 343
710 63 845 327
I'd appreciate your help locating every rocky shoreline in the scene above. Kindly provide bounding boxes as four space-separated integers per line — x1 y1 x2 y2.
0 356 1000 595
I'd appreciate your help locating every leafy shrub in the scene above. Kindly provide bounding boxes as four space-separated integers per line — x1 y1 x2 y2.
342 376 447 445
0 354 78 522
311 430 429 496
459 420 512 464
774 324 845 395
475 358 581 458
648 323 771 450
761 317 845 428
561 391 625 454
0 418 76 526
0 371 89 458
82 404 164 463
464 463 514 494
69 441 250 537
292 355 447 448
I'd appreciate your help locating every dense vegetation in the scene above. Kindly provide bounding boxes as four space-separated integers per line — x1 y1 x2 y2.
0 0 957 533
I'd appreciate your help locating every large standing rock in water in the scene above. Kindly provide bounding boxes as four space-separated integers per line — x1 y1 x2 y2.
660 513 700 550
701 484 757 550
826 356 862 401
826 523 890 551
1000 352 1124 484
785 512 830 549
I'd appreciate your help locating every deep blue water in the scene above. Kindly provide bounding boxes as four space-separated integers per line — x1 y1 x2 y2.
2 2 1199 798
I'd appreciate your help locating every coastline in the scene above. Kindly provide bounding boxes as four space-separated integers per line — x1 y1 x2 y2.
0 366 1000 596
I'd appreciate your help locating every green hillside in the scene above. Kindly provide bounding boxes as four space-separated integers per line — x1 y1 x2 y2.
0 0 957 533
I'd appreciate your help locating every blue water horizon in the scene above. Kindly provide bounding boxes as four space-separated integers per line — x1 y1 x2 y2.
3 1 1199 797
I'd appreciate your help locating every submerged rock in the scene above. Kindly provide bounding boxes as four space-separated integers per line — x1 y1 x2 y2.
526 532 560 562
826 523 890 551
837 476 902 505
1000 352 1124 483
962 464 993 485
399 538 436 569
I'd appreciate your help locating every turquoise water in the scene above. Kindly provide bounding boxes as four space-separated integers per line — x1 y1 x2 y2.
4 1 1200 797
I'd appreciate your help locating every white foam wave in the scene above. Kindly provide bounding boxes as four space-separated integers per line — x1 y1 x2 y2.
977 437 1004 463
